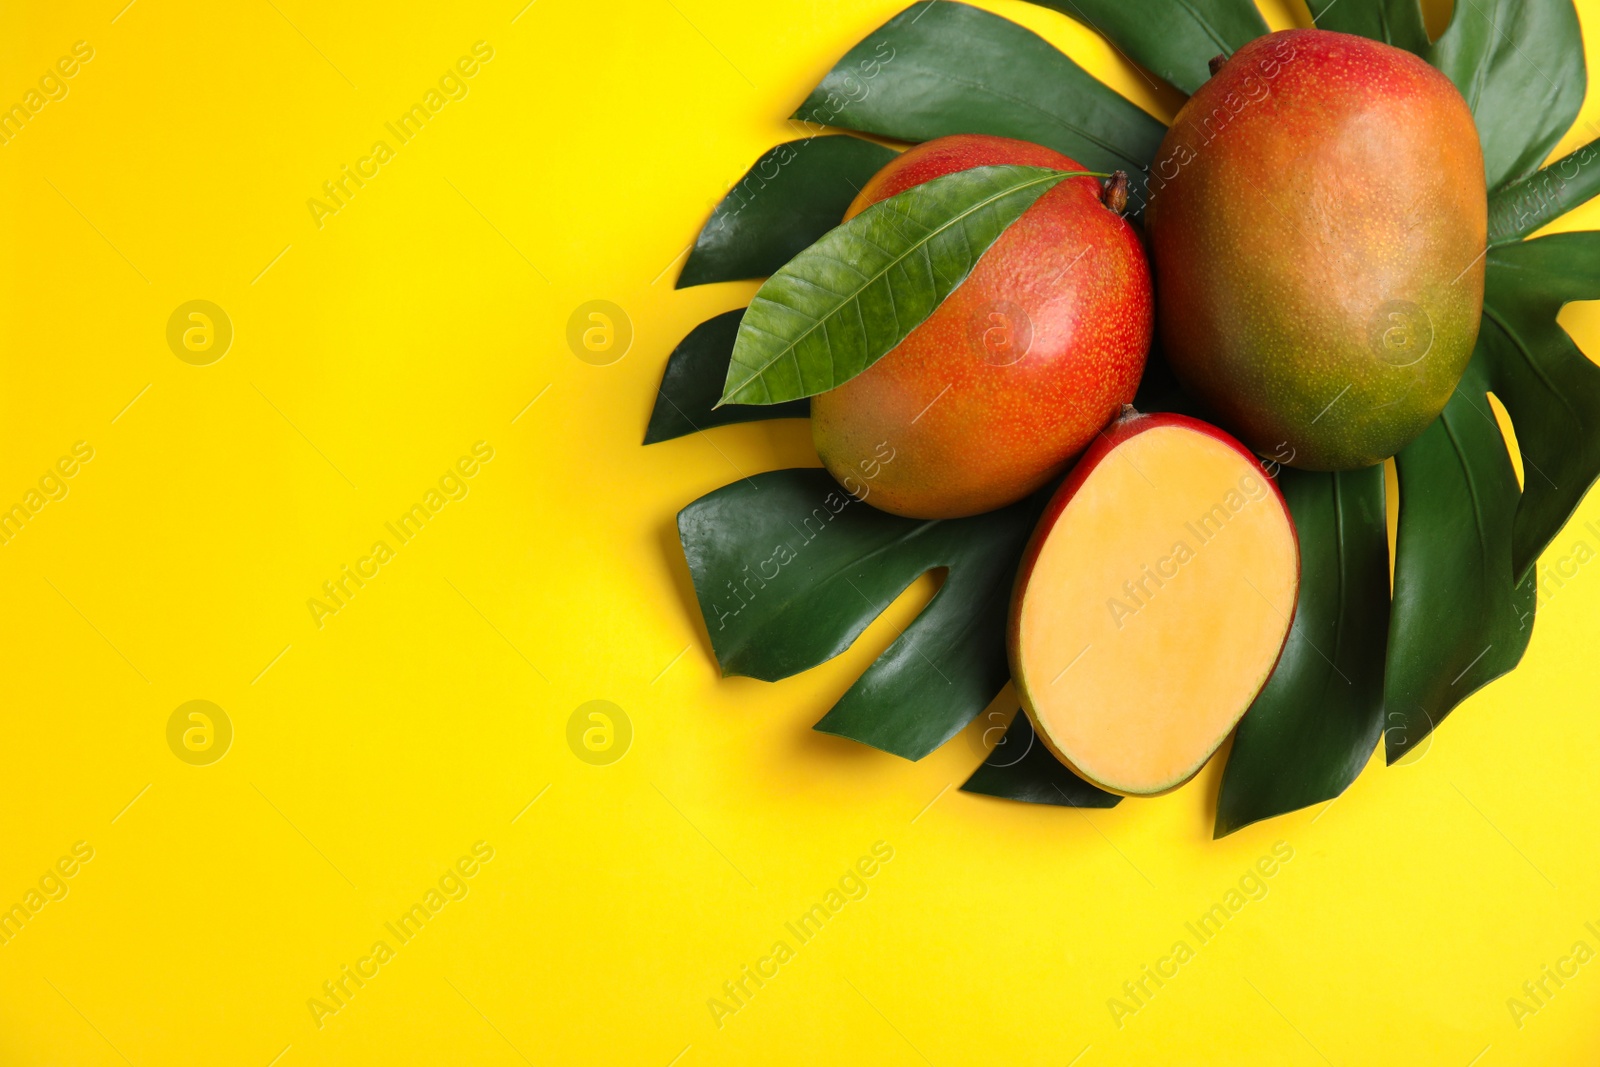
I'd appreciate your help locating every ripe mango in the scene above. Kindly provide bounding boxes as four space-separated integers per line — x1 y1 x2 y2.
811 135 1152 518
1147 29 1487 471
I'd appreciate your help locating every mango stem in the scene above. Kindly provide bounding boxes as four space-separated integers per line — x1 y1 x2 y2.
1101 171 1130 214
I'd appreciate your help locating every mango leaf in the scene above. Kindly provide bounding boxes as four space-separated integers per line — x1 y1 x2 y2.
644 310 809 445
1384 359 1536 763
1488 137 1600 246
720 165 1085 406
1214 466 1390 838
961 708 1120 808
792 1 1166 178
678 469 1039 760
1476 232 1600 583
1428 0 1586 192
677 135 898 289
1021 0 1269 94
1305 0 1428 55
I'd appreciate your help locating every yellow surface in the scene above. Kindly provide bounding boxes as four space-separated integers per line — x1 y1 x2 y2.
1 0 1599 1063
1019 426 1298 796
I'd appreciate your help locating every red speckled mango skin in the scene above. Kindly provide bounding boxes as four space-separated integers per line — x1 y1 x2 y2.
810 134 1153 519
1147 29 1486 471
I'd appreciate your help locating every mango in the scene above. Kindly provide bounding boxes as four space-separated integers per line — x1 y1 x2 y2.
1146 29 1487 471
812 134 1152 518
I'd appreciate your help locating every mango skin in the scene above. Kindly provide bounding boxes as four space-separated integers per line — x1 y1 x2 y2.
1147 29 1486 471
811 135 1152 519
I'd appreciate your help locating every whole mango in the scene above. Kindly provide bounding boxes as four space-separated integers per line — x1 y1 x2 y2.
1146 29 1487 471
811 134 1152 519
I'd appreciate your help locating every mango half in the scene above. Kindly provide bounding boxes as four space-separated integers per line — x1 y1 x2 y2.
1009 412 1299 796
1146 29 1487 471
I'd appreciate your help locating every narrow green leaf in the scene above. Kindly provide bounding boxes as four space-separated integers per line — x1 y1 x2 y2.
677 469 1039 760
1215 466 1389 837
721 164 1085 407
961 709 1120 808
1428 0 1586 192
1476 233 1600 582
677 135 898 289
644 310 809 445
1021 0 1269 94
792 1 1166 178
1488 137 1600 246
1384 359 1536 762
1304 0 1428 56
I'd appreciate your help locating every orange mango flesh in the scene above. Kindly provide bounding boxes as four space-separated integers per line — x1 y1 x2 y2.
1014 424 1298 796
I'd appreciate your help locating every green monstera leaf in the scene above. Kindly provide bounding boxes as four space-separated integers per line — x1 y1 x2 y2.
793 1 1165 178
962 709 1120 808
720 165 1092 407
1214 466 1390 837
1429 0 1587 192
1384 358 1537 763
1488 138 1600 245
1476 233 1600 582
644 310 809 445
1304 0 1428 55
677 134 898 289
1021 0 1270 94
678 469 1041 760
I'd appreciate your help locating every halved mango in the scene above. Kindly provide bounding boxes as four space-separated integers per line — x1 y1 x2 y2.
1009 411 1300 796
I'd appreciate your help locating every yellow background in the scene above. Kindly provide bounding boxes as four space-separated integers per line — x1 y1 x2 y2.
1 0 1598 1063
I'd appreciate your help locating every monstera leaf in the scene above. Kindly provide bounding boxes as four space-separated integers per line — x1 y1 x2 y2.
1214 466 1390 836
644 310 809 444
1022 0 1270 94
677 134 898 289
1475 233 1600 581
1429 0 1586 192
1304 0 1428 54
962 709 1120 808
1488 138 1600 245
794 1 1165 178
678 469 1041 760
1384 358 1537 762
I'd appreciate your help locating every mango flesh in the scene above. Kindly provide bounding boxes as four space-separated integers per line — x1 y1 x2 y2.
811 134 1152 519
1010 413 1299 796
1147 29 1487 471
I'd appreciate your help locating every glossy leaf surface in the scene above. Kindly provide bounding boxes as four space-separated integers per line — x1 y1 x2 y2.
1487 137 1600 245
961 709 1121 808
1477 233 1600 582
1384 360 1537 762
1023 0 1270 93
793 2 1165 177
1216 466 1390 837
644 310 809 444
677 135 898 289
1429 0 1586 191
678 469 1040 759
1304 0 1427 55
